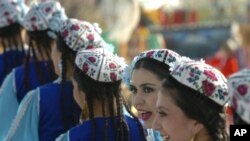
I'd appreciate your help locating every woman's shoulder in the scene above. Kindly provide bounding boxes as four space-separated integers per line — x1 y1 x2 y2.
39 81 72 97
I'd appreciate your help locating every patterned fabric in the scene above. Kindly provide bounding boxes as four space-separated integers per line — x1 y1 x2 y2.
170 60 229 106
227 68 250 124
122 49 181 86
75 48 127 82
59 19 114 52
0 0 28 27
22 1 67 35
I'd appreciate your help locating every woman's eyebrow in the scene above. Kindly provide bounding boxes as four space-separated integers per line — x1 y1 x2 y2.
140 83 156 88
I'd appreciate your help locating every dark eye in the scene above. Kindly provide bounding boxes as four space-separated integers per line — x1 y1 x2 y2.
143 87 154 93
157 110 167 117
129 85 137 95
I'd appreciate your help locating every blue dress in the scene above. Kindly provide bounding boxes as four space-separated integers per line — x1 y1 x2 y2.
0 50 25 86
0 61 54 140
4 81 81 141
56 116 146 141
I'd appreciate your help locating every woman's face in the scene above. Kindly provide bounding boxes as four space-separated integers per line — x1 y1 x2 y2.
51 42 61 76
130 68 161 128
72 78 86 110
153 89 201 141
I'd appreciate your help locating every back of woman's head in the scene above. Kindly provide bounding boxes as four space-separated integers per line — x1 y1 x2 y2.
23 1 67 61
23 1 67 87
0 1 28 72
73 48 146 141
162 60 230 141
74 48 127 111
74 66 121 103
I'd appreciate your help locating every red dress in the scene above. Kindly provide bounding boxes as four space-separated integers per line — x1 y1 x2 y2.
206 56 239 78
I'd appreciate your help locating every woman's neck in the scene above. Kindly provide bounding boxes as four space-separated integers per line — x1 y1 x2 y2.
195 128 213 141
65 62 74 81
92 99 118 118
3 38 23 50
35 48 49 61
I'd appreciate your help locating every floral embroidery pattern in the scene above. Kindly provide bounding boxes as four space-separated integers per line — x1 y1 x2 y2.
75 48 127 82
60 19 107 51
0 1 26 28
202 80 215 96
23 1 66 32
237 84 248 96
123 49 181 86
170 61 229 106
204 70 218 81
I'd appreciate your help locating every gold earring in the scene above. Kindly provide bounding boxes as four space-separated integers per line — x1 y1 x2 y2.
190 134 196 141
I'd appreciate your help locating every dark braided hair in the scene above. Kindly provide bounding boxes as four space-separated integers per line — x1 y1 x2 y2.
24 30 56 91
0 23 26 75
56 35 77 131
162 76 229 141
73 66 147 141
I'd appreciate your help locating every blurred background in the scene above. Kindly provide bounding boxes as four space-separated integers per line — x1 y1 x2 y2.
24 0 250 77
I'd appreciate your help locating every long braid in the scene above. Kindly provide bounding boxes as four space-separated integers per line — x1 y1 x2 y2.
118 89 129 141
114 86 122 140
101 97 108 141
74 67 143 141
107 90 116 141
59 53 69 131
43 44 55 80
24 30 55 91
17 30 26 61
0 23 25 75
12 35 20 66
42 38 56 81
86 93 96 141
56 36 77 131
34 43 46 84
24 39 33 91
2 39 8 75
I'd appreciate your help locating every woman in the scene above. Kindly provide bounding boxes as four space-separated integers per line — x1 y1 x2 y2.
227 68 250 125
4 18 111 141
153 60 229 141
124 49 181 140
0 0 28 86
0 1 66 139
56 48 146 141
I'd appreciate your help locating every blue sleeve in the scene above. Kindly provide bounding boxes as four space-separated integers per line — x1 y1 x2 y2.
146 129 163 141
55 131 69 141
0 71 19 140
4 89 40 141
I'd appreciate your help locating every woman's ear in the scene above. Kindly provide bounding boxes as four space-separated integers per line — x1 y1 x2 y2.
192 121 204 135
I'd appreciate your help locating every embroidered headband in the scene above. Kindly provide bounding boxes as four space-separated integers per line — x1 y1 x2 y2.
75 48 127 82
228 69 250 124
22 1 67 38
122 49 182 86
59 18 113 52
0 0 28 28
170 60 229 106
